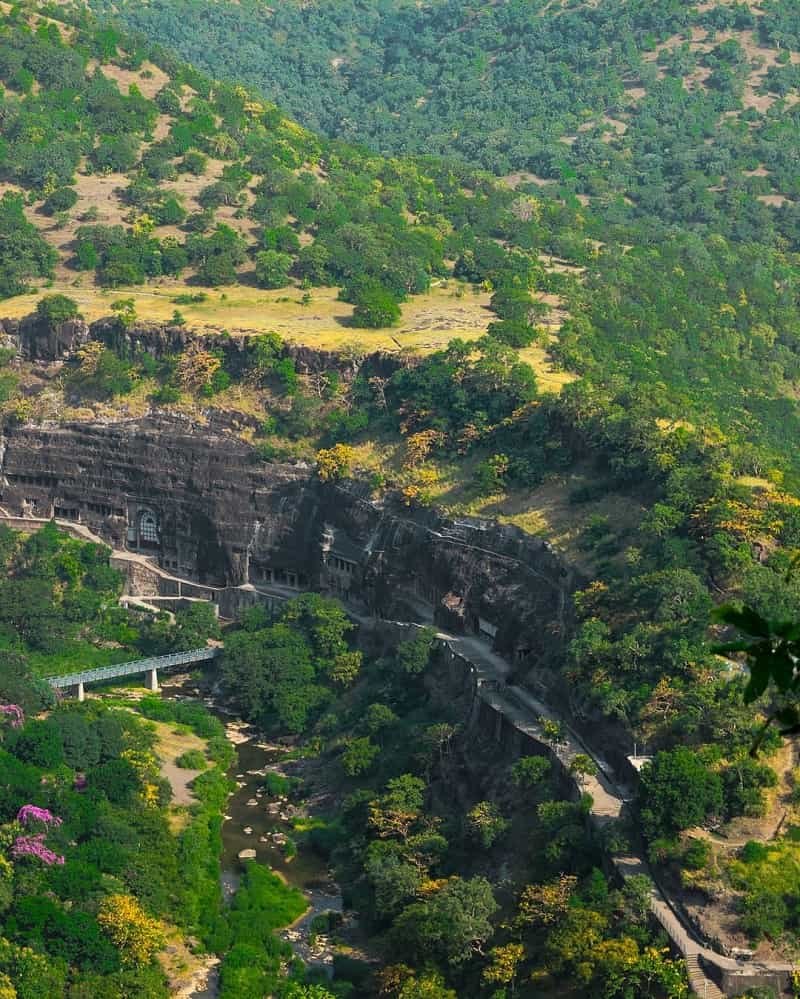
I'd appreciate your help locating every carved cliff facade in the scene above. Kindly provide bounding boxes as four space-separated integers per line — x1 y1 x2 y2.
0 416 576 665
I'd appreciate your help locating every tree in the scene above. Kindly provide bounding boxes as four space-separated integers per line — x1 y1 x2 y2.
569 754 598 783
0 193 57 299
390 876 497 966
369 775 426 840
511 755 551 788
377 966 456 999
110 298 137 329
341 737 379 777
221 616 330 732
352 288 401 328
97 894 165 965
396 629 436 674
316 444 356 482
483 943 525 993
640 748 724 838
365 842 422 918
54 710 101 769
71 342 134 399
254 250 292 289
516 875 578 928
35 294 81 327
330 651 362 686
284 985 336 999
6 720 64 769
365 702 398 737
294 243 330 285
465 801 508 849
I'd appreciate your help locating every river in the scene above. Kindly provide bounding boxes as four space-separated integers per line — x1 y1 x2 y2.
159 675 343 998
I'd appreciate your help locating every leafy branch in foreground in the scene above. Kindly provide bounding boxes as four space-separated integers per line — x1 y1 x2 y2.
713 604 800 752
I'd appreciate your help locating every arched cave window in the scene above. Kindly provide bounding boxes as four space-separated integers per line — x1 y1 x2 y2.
138 509 160 550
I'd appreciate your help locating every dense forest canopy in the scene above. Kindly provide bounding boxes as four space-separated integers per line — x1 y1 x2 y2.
82 0 800 245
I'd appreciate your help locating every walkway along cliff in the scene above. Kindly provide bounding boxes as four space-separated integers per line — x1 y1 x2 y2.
0 354 795 994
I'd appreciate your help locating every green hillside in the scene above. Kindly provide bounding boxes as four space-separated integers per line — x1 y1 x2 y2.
4 0 800 976
82 0 800 245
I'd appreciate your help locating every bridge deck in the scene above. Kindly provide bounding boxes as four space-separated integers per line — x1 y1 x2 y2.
46 647 221 689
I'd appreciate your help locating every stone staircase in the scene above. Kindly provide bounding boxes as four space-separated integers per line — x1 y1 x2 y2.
686 955 725 999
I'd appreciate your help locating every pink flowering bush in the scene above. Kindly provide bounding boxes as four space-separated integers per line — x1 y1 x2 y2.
0 705 23 729
17 805 62 827
11 833 64 866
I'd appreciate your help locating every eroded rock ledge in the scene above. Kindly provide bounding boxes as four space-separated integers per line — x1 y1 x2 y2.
0 314 403 382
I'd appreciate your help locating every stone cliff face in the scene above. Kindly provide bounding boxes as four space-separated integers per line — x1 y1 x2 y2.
0 416 577 666
1 315 91 361
2 315 404 382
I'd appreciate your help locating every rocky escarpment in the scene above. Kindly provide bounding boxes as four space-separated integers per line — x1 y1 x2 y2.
1 314 405 382
0 416 577 667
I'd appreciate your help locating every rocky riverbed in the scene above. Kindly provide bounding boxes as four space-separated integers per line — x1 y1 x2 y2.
159 676 345 995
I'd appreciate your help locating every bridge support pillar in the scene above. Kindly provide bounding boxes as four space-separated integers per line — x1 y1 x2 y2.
145 668 159 693
77 681 85 703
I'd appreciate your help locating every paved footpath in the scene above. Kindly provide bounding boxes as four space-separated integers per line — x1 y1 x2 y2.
430 627 790 998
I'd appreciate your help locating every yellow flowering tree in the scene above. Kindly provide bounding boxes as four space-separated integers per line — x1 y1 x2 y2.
316 444 356 482
98 894 165 965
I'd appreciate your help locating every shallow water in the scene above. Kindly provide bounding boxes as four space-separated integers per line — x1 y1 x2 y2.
219 737 330 893
160 677 329 893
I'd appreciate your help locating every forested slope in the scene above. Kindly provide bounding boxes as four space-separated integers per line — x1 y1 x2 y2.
4 0 800 969
82 0 800 245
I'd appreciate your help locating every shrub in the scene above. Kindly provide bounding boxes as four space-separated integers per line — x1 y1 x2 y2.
175 749 207 770
682 837 711 871
352 288 401 328
150 384 181 405
264 772 290 797
486 319 537 347
740 840 769 864
42 187 78 216
36 294 81 327
741 890 789 941
341 737 379 777
511 755 551 788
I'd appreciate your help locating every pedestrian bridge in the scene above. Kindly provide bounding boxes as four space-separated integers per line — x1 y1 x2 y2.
46 647 222 701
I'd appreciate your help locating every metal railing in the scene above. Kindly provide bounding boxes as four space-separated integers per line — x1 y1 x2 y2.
46 647 221 689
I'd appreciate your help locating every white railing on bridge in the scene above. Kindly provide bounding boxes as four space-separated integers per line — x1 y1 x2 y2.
46 647 221 689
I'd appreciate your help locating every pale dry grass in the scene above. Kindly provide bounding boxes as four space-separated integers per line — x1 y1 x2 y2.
1 282 492 347
501 172 556 189
457 472 645 572
149 718 207 812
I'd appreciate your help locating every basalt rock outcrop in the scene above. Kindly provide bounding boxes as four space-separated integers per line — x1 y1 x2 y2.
3 314 405 382
0 416 577 665
1 315 91 361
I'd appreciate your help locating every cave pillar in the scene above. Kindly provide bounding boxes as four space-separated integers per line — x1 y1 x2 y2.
145 668 159 693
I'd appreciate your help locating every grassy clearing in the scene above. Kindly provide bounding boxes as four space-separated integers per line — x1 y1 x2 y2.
0 632 133 679
2 281 492 346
